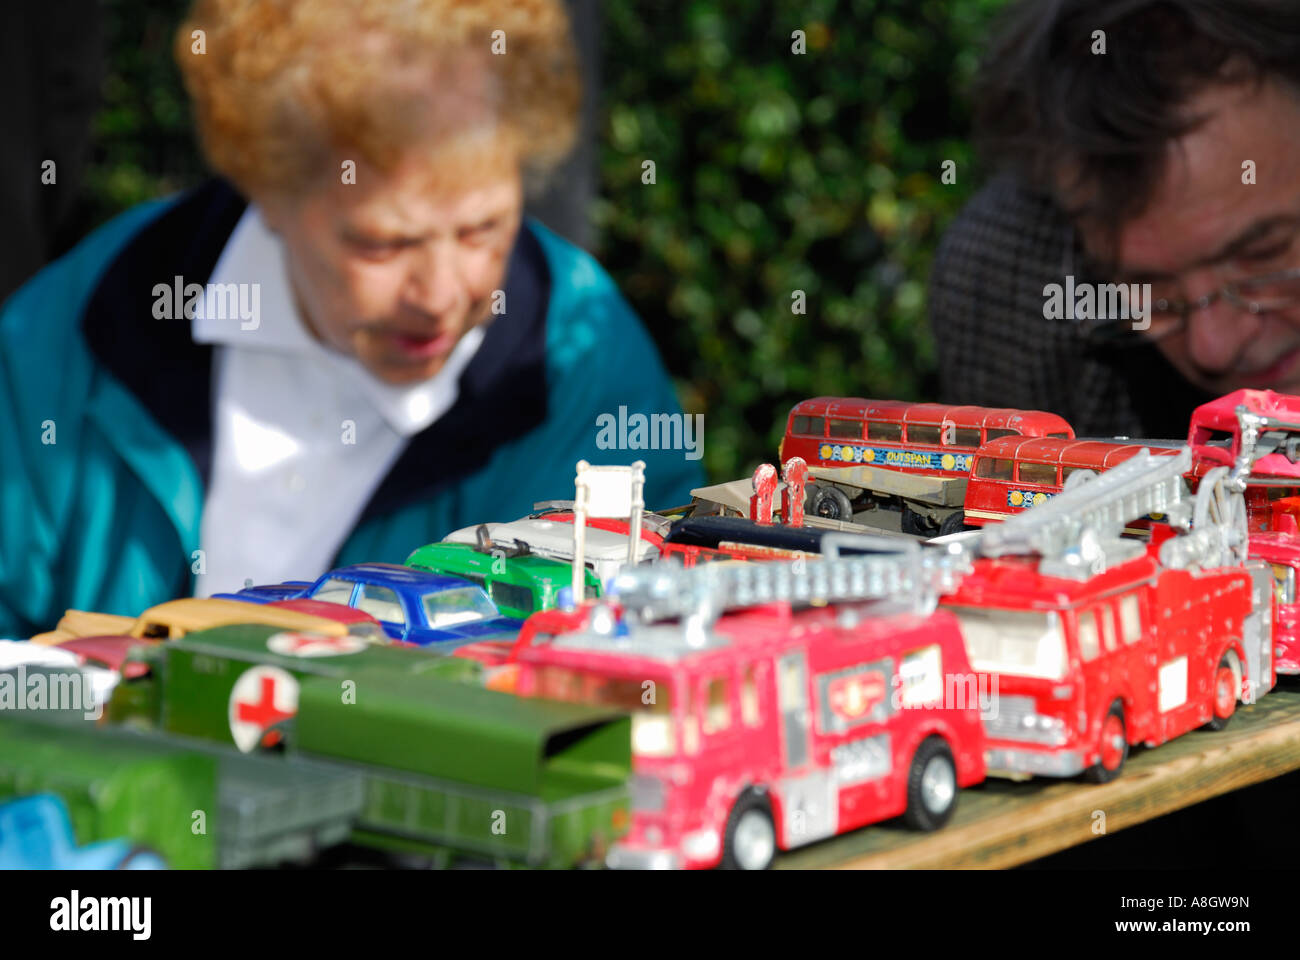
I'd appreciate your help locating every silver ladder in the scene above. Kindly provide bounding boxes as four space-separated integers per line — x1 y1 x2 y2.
609 533 972 626
979 444 1249 577
981 447 1193 563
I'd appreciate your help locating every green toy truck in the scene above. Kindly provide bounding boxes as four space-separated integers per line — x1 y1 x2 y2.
102 623 632 868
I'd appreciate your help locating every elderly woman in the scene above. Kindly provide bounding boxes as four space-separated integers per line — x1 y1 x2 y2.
0 0 700 634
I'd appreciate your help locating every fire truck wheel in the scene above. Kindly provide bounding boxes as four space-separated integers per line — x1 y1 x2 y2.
720 792 776 870
1203 658 1238 732
808 484 854 521
937 511 970 538
1083 702 1128 783
903 737 958 831
900 504 939 538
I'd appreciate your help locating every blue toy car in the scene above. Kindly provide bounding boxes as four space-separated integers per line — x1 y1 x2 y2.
216 563 522 647
0 794 167 870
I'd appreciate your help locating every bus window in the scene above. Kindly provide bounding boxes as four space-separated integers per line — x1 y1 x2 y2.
1272 563 1297 605
792 415 824 437
740 664 760 726
951 428 981 448
1018 462 1058 486
867 421 902 442
1048 432 1071 440
1118 595 1143 644
682 684 699 754
1060 466 1083 484
908 424 941 444
985 428 1018 442
1077 610 1100 661
975 457 1013 481
828 419 863 440
1099 608 1118 651
703 676 731 734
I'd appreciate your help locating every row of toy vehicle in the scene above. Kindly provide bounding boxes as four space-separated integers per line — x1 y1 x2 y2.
758 390 1300 537
0 618 633 869
7 388 1290 871
717 389 1300 674
490 443 1276 870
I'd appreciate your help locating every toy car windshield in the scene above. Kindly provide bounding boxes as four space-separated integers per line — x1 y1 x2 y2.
422 587 500 629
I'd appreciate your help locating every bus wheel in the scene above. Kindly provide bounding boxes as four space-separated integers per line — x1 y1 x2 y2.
901 504 938 537
1203 658 1238 732
1083 702 1127 783
720 792 776 870
809 484 854 521
903 737 958 831
937 511 969 537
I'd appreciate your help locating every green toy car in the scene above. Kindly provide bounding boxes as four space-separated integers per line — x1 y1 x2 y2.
405 535 601 619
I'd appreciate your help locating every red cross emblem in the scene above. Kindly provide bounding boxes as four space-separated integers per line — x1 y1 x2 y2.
227 665 299 752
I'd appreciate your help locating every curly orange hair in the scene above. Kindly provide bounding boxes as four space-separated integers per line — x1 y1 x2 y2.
176 0 580 198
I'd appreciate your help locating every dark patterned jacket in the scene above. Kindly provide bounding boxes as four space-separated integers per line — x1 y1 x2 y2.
928 174 1216 439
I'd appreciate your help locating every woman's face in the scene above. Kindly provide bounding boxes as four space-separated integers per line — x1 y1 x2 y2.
262 142 524 385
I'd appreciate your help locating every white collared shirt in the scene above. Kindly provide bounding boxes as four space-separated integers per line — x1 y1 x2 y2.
191 207 484 596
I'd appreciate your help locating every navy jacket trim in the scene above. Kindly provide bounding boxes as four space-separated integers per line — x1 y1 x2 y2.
81 179 245 487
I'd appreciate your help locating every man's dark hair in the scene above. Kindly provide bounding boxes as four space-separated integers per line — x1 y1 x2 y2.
975 0 1300 244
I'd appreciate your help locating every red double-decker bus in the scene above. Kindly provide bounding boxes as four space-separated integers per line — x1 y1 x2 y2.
779 398 1074 475
777 398 1074 535
963 436 1300 530
963 437 1185 527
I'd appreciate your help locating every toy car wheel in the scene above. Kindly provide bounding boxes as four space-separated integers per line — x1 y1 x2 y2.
900 504 938 537
807 484 854 521
903 736 958 831
1083 702 1128 783
720 792 776 870
937 511 969 538
1203 658 1238 732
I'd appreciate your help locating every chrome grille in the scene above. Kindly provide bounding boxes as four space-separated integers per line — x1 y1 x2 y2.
629 773 666 813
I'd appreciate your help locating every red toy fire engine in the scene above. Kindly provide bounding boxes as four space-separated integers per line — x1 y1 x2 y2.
943 446 1275 782
1187 390 1300 673
511 536 987 870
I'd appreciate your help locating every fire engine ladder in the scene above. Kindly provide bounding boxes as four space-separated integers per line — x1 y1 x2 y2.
980 445 1248 575
608 533 973 633
980 447 1195 579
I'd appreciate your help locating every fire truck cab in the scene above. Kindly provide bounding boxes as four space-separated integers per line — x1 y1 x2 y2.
947 446 1275 782
513 542 986 870
945 542 1271 780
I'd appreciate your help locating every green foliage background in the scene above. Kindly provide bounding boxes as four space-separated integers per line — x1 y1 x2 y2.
72 0 1009 482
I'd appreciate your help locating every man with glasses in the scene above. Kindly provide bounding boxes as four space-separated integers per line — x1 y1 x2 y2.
929 0 1300 438
929 0 1300 869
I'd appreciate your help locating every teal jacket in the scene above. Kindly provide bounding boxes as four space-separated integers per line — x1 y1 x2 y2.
0 181 703 636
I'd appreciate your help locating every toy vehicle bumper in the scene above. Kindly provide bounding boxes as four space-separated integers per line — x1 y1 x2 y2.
606 843 680 870
986 746 1085 778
